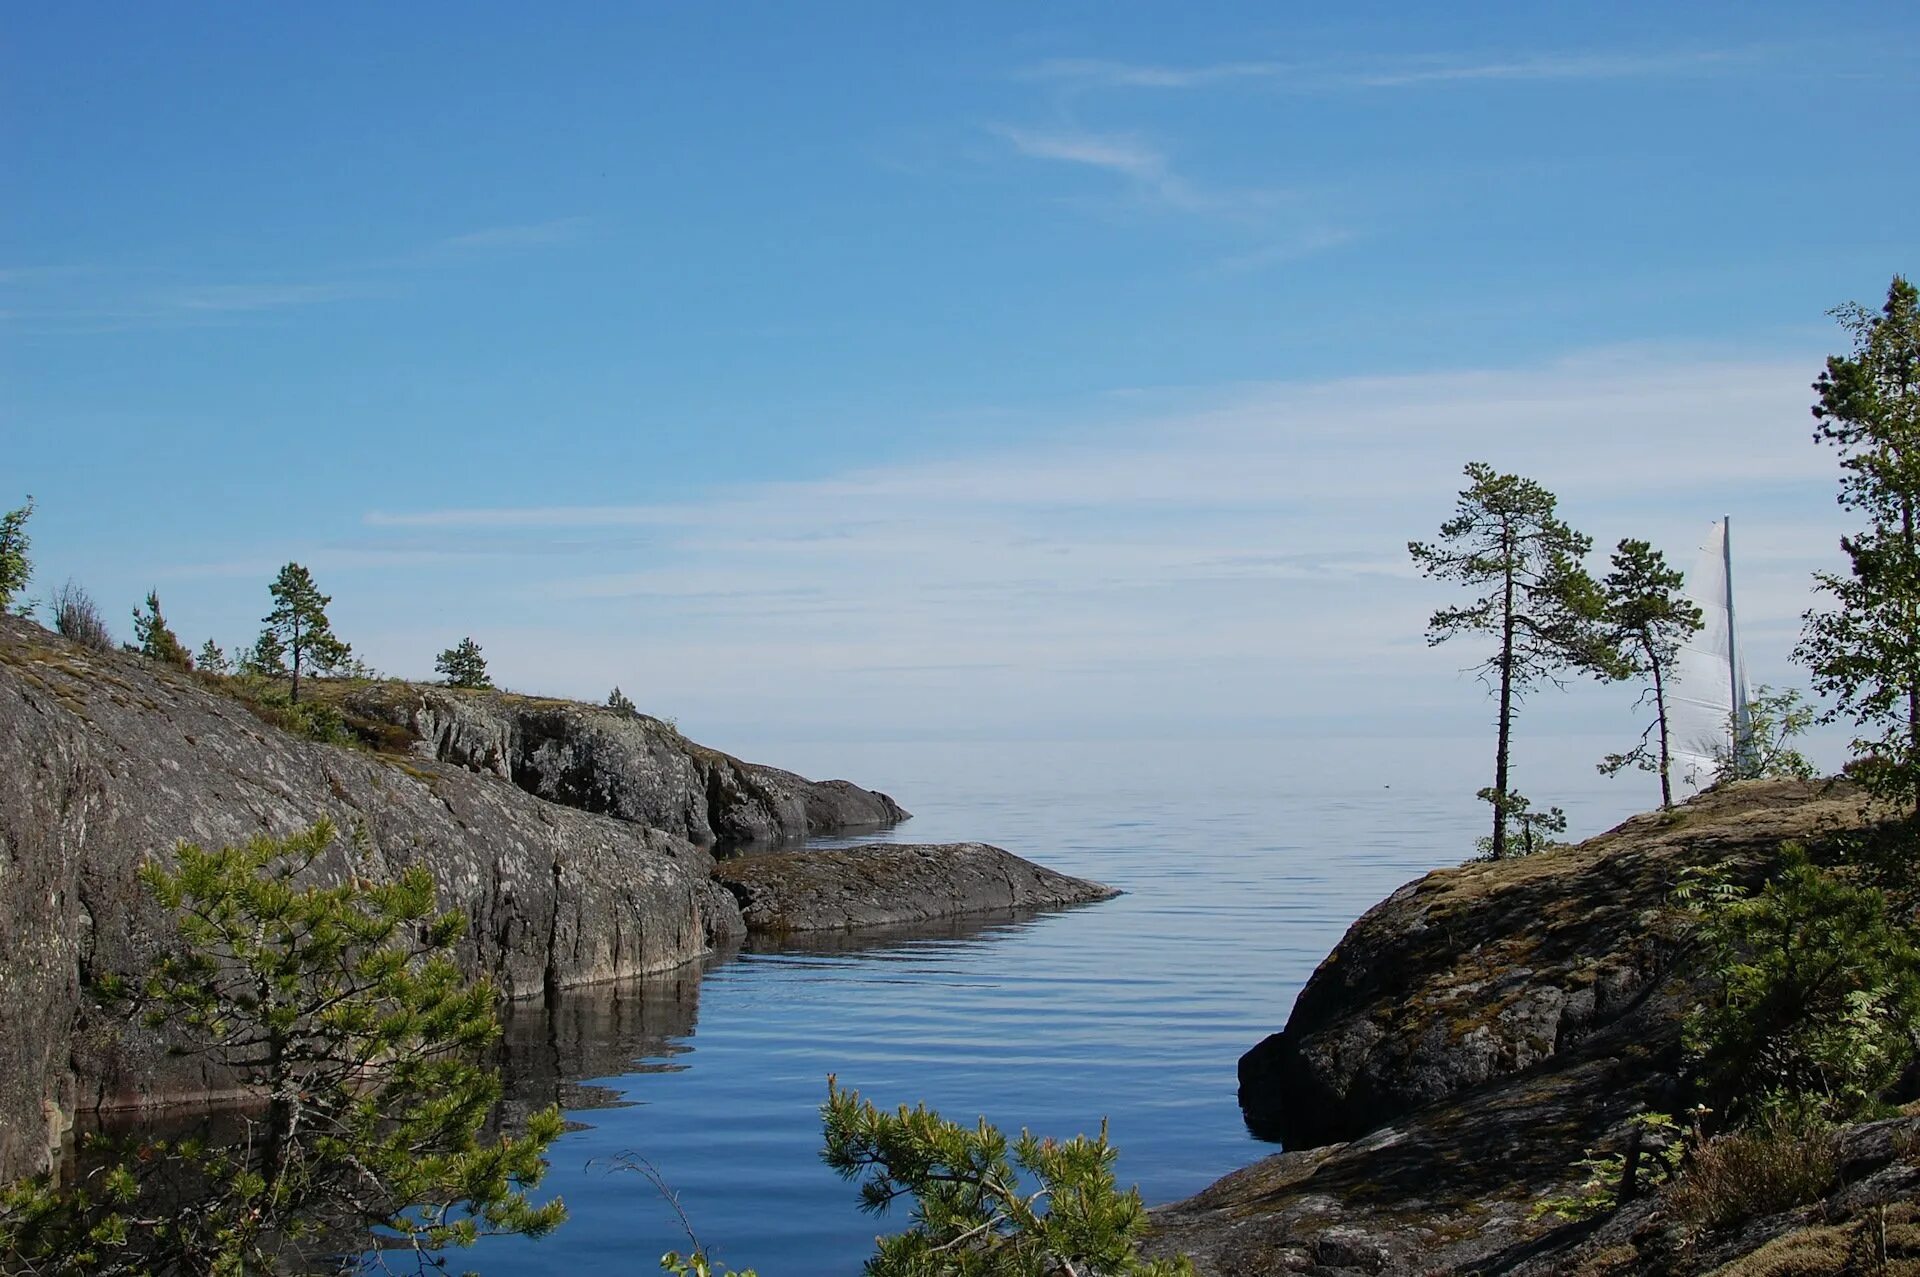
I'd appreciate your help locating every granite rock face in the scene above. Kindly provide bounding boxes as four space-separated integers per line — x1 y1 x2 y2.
713 842 1119 934
1238 780 1871 1148
0 619 741 1179
1149 779 1887 1276
325 683 908 848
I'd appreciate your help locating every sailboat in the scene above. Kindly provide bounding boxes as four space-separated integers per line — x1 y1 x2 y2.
1670 517 1750 793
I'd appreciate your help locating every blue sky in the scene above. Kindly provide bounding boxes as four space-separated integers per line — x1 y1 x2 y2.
4 3 1917 769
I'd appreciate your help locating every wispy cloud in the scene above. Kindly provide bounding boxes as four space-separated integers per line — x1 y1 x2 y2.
989 123 1294 221
993 124 1167 180
161 281 374 313
2 217 586 333
1211 229 1358 274
1024 48 1762 93
347 348 1846 740
432 217 590 254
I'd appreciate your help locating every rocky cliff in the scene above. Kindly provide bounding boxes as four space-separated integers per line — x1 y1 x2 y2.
0 619 1101 1187
1151 779 1907 1276
0 617 749 1179
319 681 907 847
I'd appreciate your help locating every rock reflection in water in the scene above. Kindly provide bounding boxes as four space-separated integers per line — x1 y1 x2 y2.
494 961 711 1119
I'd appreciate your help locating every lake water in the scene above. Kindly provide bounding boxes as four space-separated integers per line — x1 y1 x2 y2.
474 733 1658 1275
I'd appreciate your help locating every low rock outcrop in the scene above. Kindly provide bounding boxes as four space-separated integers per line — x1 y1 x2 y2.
1238 781 1870 1148
322 682 907 847
713 842 1118 934
1151 779 1893 1276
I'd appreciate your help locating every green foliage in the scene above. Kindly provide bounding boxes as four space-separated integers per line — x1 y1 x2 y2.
0 496 33 614
608 685 638 715
260 563 350 703
1470 788 1568 859
1795 276 1920 808
240 627 288 678
0 820 566 1274
1598 538 1704 808
1410 463 1618 857
1533 1111 1686 1222
435 637 493 689
196 639 230 677
821 1078 1193 1277
1708 685 1817 783
131 590 194 670
50 580 113 652
662 1250 759 1277
1685 844 1920 1124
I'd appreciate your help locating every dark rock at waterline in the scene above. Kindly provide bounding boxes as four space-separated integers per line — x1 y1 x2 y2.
1237 779 1870 1149
713 842 1118 935
320 682 908 848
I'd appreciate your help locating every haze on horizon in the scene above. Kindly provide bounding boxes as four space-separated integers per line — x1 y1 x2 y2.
5 3 1916 767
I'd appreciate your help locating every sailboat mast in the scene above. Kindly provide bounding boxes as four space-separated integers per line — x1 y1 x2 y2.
1724 516 1748 767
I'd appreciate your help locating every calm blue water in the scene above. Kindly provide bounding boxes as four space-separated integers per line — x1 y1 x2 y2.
476 734 1653 1276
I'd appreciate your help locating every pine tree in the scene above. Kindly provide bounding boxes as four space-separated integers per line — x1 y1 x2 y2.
1410 463 1619 858
242 628 288 677
822 1079 1193 1277
196 639 230 676
607 685 637 714
0 821 566 1274
435 637 493 689
130 590 194 670
260 563 350 703
1597 539 1704 808
1796 277 1920 807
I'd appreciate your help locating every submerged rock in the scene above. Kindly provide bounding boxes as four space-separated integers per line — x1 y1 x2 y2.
713 842 1118 934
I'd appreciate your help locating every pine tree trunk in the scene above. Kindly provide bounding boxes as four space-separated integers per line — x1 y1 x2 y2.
1651 647 1673 809
1907 496 1918 812
1493 551 1516 859
291 611 303 705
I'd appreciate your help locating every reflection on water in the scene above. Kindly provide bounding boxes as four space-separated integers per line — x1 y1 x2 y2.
497 964 708 1116
66 737 1655 1275
471 735 1652 1277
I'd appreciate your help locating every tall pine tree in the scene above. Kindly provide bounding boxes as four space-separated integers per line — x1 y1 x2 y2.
260 563 350 703
1795 277 1920 807
1411 463 1619 858
1598 539 1703 808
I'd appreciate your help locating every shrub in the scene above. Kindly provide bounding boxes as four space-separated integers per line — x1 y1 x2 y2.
1666 1114 1839 1230
608 685 638 714
1687 845 1920 1124
50 580 112 651
130 590 192 669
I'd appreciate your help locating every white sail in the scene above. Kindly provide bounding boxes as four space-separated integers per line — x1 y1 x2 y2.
1669 518 1749 792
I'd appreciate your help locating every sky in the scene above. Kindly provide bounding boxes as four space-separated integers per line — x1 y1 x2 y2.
4 3 1918 771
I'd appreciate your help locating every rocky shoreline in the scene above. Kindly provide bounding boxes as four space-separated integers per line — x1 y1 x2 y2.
1146 779 1917 1276
0 617 1113 1181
